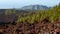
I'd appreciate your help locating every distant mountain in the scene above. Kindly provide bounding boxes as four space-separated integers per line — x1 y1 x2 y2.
21 5 49 10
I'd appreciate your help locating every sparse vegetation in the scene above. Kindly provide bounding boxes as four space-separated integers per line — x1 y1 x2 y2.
5 9 12 15
16 3 60 24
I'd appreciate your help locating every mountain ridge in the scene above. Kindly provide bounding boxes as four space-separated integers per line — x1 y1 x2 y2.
21 5 49 10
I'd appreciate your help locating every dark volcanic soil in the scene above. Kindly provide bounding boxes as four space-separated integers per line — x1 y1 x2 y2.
0 20 60 34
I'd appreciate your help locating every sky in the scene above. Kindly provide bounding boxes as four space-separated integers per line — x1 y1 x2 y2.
0 0 60 9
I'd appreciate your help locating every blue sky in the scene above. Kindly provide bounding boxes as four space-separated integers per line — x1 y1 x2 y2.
0 0 60 9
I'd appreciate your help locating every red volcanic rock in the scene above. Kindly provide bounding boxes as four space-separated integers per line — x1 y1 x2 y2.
0 20 60 34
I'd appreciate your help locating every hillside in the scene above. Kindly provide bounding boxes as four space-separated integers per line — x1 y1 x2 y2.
0 4 60 34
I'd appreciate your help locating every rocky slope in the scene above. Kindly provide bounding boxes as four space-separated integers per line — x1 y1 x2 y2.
0 19 60 34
